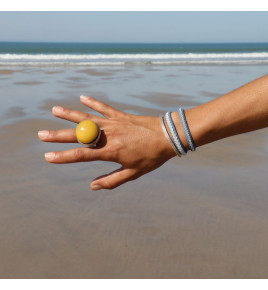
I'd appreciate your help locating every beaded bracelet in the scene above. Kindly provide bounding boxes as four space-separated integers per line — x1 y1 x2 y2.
178 107 196 151
159 115 181 157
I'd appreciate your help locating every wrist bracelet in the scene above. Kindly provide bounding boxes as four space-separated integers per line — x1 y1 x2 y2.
165 111 187 155
178 107 196 151
159 115 181 157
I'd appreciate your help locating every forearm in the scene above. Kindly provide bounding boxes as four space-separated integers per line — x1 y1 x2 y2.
172 74 268 150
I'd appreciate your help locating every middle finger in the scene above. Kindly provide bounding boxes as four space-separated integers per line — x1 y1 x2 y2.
38 128 77 143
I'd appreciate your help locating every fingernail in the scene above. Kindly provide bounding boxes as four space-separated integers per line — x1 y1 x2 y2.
38 130 49 139
80 95 89 101
45 152 56 161
91 184 102 190
52 106 63 114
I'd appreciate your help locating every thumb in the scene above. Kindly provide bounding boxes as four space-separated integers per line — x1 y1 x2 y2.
91 167 137 190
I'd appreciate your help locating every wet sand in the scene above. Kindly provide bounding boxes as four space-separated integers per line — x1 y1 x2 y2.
0 65 268 278
76 68 113 76
0 69 17 75
14 81 45 86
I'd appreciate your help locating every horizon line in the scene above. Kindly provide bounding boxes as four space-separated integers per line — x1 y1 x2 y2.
0 41 268 44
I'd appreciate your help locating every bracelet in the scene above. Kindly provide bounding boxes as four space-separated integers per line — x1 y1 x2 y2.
165 112 187 155
159 115 181 157
178 107 196 151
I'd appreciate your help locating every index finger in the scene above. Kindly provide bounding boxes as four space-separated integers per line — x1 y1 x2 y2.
52 106 105 125
80 95 126 118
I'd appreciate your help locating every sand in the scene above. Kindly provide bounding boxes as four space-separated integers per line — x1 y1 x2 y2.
14 81 45 86
0 64 267 278
0 69 18 75
76 68 113 76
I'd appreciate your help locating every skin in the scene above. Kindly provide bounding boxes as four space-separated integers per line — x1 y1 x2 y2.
38 74 268 190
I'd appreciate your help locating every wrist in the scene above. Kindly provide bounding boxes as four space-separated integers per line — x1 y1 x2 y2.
158 105 217 157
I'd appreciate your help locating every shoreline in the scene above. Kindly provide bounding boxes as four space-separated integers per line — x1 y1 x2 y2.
2 62 268 68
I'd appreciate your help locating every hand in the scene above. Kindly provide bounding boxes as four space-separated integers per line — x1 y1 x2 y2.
38 96 175 190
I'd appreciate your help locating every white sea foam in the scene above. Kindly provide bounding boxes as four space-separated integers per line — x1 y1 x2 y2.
1 52 268 60
0 52 267 65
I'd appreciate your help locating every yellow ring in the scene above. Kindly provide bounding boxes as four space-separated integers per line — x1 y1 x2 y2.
76 120 101 147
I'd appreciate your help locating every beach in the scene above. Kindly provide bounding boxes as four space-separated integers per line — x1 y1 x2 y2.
0 61 268 278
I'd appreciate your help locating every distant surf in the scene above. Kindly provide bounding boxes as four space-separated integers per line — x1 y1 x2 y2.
1 42 268 66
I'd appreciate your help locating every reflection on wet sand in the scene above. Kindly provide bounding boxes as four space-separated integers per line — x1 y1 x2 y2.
0 69 17 75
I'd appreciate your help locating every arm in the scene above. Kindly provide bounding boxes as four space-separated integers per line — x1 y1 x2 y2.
38 74 268 190
175 74 268 151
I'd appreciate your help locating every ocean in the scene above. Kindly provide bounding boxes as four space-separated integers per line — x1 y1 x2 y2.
0 42 268 66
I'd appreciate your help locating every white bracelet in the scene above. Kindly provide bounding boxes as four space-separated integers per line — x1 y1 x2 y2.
159 115 181 157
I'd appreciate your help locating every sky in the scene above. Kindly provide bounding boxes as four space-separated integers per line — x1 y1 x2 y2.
0 11 268 43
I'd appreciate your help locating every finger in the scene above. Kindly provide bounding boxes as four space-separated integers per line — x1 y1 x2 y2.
80 95 125 118
44 147 106 164
38 129 77 143
90 167 137 190
52 105 105 125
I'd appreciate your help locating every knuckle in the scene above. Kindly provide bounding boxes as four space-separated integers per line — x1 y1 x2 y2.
53 152 60 161
105 143 122 160
103 181 116 190
74 148 86 161
47 130 54 138
61 107 68 115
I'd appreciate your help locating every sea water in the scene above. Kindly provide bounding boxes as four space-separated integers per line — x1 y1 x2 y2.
0 42 268 66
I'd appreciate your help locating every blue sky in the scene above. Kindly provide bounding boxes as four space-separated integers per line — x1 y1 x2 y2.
0 12 268 43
